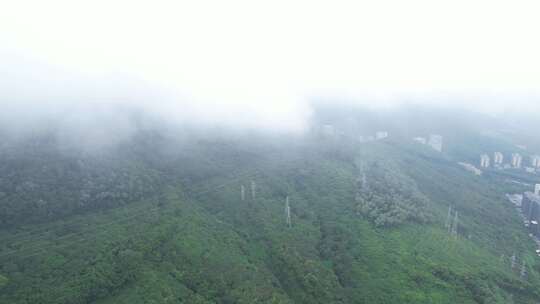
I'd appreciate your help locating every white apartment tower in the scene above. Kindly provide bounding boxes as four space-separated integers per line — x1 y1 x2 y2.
511 153 523 168
375 131 389 140
493 152 504 164
480 154 490 168
428 135 443 152
531 155 540 168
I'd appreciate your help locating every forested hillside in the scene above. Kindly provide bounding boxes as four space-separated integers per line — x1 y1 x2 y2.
1 116 539 303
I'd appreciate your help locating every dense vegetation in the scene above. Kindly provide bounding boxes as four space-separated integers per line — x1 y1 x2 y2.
354 156 431 227
1 110 540 303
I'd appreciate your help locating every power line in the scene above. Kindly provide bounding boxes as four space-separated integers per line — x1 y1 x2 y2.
0 154 307 261
0 150 303 244
0 155 292 247
0 169 261 260
4 168 302 266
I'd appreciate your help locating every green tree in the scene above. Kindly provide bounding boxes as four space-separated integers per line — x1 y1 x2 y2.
0 274 8 288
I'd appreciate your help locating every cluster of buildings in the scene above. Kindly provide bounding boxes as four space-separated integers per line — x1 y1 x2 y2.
508 184 540 256
358 131 389 143
479 152 520 168
414 134 443 152
478 152 540 173
480 154 490 168
318 125 389 143
523 190 540 226
512 153 524 168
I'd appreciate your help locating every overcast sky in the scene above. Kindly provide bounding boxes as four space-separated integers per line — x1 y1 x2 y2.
1 0 539 132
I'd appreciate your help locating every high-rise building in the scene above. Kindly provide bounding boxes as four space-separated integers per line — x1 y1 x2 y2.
522 192 540 223
511 153 523 168
531 155 540 168
413 137 427 144
480 154 490 168
375 131 388 140
428 135 443 152
493 152 504 164
535 184 540 196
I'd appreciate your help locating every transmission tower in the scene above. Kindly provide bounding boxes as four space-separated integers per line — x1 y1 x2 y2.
285 196 291 228
445 205 452 231
451 211 458 237
251 181 256 199
520 260 527 279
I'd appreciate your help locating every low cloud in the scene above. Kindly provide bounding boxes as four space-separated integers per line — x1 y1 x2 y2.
1 0 540 147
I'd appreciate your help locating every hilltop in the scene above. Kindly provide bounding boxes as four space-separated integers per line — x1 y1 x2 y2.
0 108 539 303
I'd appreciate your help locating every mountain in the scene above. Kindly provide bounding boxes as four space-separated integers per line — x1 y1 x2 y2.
0 108 539 304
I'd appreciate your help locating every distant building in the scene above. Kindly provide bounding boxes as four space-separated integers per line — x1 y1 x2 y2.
493 152 504 164
511 153 523 168
413 137 427 144
375 131 388 140
531 221 540 238
428 135 443 152
531 155 540 168
506 193 523 207
321 124 335 137
526 167 536 173
522 192 540 223
458 162 482 176
535 184 540 196
480 154 490 168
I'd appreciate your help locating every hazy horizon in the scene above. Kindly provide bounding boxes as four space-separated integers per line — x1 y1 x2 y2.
2 0 540 135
